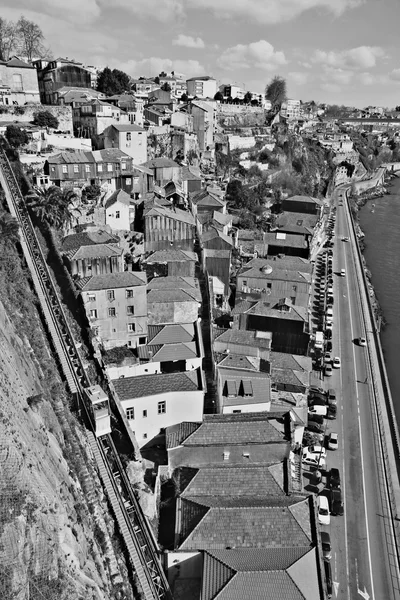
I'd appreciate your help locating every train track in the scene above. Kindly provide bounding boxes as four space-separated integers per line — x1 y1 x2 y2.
0 147 171 600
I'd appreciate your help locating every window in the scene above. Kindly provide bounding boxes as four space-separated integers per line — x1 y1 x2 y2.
116 211 120 218
121 162 127 170
126 132 131 141
128 323 136 332
158 401 166 414
107 179 112 184
242 280 247 287
267 283 272 289
98 164 103 172
73 165 79 173
108 307 116 317
62 165 67 174
85 165 90 173
127 306 135 315
107 290 115 301
126 408 135 420
51 167 55 172
126 178 132 185
88 294 96 302
292 285 297 292
12 73 23 91
291 297 296 304
89 309 97 318
107 163 113 172
233 410 242 414
139 337 146 345
92 326 99 336
126 142 131 148
142 410 147 418
143 433 148 439
126 289 134 298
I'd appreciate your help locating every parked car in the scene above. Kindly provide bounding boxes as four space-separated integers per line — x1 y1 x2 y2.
333 357 341 368
305 445 327 457
329 468 341 489
317 495 331 525
327 432 338 450
325 364 333 377
342 236 349 242
326 340 333 352
309 386 325 395
321 531 332 561
324 560 333 598
326 404 337 419
325 329 332 340
330 488 344 516
309 397 327 408
309 405 328 417
340 268 346 277
303 452 326 469
306 422 325 434
358 337 367 347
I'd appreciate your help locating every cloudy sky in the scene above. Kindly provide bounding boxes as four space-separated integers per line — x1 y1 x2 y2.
3 0 400 107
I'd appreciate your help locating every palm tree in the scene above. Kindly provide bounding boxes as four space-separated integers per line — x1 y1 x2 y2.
25 186 79 231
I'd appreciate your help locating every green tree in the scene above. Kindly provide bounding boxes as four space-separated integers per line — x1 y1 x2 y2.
32 110 59 128
82 184 101 203
5 125 28 148
97 67 130 96
26 186 79 230
0 17 18 61
180 92 188 102
244 91 252 104
214 91 224 101
265 76 287 111
160 82 171 92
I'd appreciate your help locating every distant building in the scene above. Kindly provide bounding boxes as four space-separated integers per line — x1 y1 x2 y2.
104 189 134 232
72 99 129 136
188 100 216 154
280 99 301 120
144 203 196 252
0 57 40 105
131 79 159 97
186 76 217 99
102 123 147 164
147 287 201 325
142 157 181 186
143 249 197 278
219 84 245 100
216 357 271 414
77 271 148 349
281 195 323 216
61 229 124 278
33 58 92 105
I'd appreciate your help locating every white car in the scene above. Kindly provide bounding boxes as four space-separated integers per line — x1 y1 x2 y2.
359 337 367 347
333 357 341 368
317 495 331 525
340 268 346 277
302 452 327 469
305 445 327 458
327 432 338 451
309 405 328 417
342 236 349 242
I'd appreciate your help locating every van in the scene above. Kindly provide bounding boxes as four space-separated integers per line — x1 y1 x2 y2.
308 405 328 417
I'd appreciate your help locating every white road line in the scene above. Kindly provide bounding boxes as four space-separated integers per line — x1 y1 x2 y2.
343 246 359 398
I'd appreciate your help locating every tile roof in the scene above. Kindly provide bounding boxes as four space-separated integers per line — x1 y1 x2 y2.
213 212 233 226
275 212 318 234
203 249 231 259
166 422 202 448
92 148 131 162
47 151 94 165
145 204 195 225
238 257 312 282
4 57 33 69
181 166 202 181
260 232 307 249
270 352 312 372
147 288 200 304
217 354 260 371
182 416 284 446
148 323 195 344
285 194 322 206
187 76 216 81
145 249 197 263
147 276 201 300
190 189 226 207
213 329 272 349
143 157 180 169
76 271 147 291
213 571 307 600
61 230 119 251
219 368 271 407
104 189 132 209
66 243 123 260
111 123 145 132
245 299 307 322
113 369 200 401
202 229 233 246
140 341 198 362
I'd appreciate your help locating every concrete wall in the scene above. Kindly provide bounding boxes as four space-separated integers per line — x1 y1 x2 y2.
0 104 73 131
147 301 199 325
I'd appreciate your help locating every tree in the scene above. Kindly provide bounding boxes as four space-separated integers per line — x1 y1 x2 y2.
16 16 49 62
97 67 131 96
26 186 79 230
244 91 252 104
160 82 171 92
0 17 18 61
82 184 101 203
0 210 19 249
180 92 188 103
33 110 59 128
5 125 28 148
214 91 224 102
265 76 287 111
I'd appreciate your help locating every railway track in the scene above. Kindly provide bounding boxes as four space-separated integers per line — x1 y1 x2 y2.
0 147 171 600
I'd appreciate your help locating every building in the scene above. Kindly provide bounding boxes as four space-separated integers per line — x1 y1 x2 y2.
213 328 272 360
143 158 181 186
131 79 159 97
146 276 201 301
219 84 245 100
77 271 147 349
270 351 312 394
180 165 202 196
0 57 40 105
53 86 105 106
203 249 231 298
147 287 201 325
61 229 124 278
104 189 134 232
105 94 145 127
255 231 309 259
102 123 147 164
73 99 129 136
112 369 204 447
144 203 196 252
186 76 217 99
201 227 233 251
143 249 197 279
281 195 323 216
189 188 226 217
189 100 216 154
280 99 301 120
33 58 92 105
216 359 271 413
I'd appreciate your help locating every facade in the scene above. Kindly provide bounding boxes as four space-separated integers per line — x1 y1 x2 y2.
33 58 92 105
144 249 197 279
102 123 147 164
190 188 226 217
54 86 105 106
131 79 159 97
189 100 216 153
186 76 217 99
280 99 301 120
104 189 134 232
112 369 204 447
144 203 196 252
147 288 200 325
143 158 181 186
78 271 148 349
0 57 40 105
61 229 124 278
106 94 145 127
281 195 323 216
72 99 129 136
203 249 231 297
219 84 245 100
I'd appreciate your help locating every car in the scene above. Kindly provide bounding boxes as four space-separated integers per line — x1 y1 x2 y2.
309 405 328 417
327 285 333 295
333 357 341 368
330 488 344 516
324 352 332 364
309 397 327 408
327 388 337 405
359 337 367 347
340 268 346 277
329 468 341 489
321 531 332 561
324 560 333 598
326 340 332 352
325 328 332 340
326 404 337 419
309 386 325 395
306 445 327 457
317 495 331 525
325 364 333 377
325 322 333 332
307 422 325 434
308 412 325 425
327 295 334 306
342 236 349 242
309 390 327 400
302 451 326 469
327 432 338 450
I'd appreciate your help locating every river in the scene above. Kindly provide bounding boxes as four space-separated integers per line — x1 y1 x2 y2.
358 175 400 426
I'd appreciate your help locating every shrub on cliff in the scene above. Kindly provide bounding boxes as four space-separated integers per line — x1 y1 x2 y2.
33 110 59 129
5 125 28 148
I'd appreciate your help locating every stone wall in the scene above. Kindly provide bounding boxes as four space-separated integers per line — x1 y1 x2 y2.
0 104 73 132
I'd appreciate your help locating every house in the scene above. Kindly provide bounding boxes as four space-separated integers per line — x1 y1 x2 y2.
189 188 226 217
72 99 129 136
255 231 309 259
188 100 216 154
281 194 323 215
270 351 312 394
181 165 203 196
146 276 201 302
213 328 272 361
219 84 245 100
201 227 233 251
102 123 147 164
236 256 312 306
147 287 201 325
33 58 92 105
61 229 124 278
197 211 233 236
234 298 310 356
203 249 231 297
216 360 271 413
77 271 147 349
131 78 159 97
274 212 320 236
142 158 181 186
104 189 134 232
0 57 40 106
55 86 105 106
106 321 204 379
143 249 197 279
144 203 196 252
280 99 301 120
112 369 204 447
186 76 217 99
105 93 145 126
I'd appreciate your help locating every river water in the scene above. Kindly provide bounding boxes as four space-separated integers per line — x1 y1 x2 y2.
358 176 400 426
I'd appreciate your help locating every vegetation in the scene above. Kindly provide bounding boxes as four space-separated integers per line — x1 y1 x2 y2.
160 82 171 92
33 110 59 129
26 186 79 230
82 183 101 203
265 76 287 111
97 67 131 96
5 125 28 148
214 91 224 101
0 208 19 248
0 15 51 62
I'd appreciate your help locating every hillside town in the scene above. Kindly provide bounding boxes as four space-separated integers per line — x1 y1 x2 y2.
1 20 400 600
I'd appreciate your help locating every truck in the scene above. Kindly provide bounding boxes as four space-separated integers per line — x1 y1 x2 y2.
315 331 324 351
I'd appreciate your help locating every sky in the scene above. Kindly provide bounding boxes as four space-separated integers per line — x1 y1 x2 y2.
3 0 400 107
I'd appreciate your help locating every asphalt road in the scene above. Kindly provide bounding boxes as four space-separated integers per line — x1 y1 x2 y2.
321 188 396 600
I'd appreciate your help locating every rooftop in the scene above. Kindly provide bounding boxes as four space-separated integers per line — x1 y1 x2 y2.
104 189 132 209
145 249 197 264
147 288 200 304
146 277 201 302
213 329 272 350
285 194 323 206
274 212 319 235
111 123 145 132
143 157 180 169
113 369 200 400
65 243 123 260
61 230 119 251
145 204 196 226
147 323 195 344
245 299 308 322
219 368 271 407
77 271 147 291
138 341 198 362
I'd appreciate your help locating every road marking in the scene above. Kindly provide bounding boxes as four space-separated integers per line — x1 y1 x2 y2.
333 581 339 597
343 246 358 398
355 558 371 600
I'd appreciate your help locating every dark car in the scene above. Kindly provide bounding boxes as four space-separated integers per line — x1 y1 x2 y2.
330 488 344 516
308 413 324 425
309 386 325 395
321 531 332 561
309 391 327 401
324 560 333 598
309 397 327 408
326 404 337 419
306 422 324 434
326 340 332 352
329 468 341 489
325 329 332 340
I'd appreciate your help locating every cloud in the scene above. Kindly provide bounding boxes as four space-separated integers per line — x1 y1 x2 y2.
312 46 385 70
172 34 204 49
116 57 206 78
97 0 184 22
288 71 310 86
390 69 400 82
1 0 100 24
217 40 286 71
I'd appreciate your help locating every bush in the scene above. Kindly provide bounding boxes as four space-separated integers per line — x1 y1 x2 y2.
14 106 25 115
5 125 28 148
33 110 59 129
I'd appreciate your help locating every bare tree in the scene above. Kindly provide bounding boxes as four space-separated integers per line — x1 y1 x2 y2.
265 76 287 112
16 16 46 62
0 17 18 61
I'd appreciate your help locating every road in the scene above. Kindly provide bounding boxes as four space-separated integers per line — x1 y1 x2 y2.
323 187 399 600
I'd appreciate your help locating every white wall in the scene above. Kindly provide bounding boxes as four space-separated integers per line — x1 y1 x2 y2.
106 356 202 380
122 388 204 447
105 199 131 232
228 135 256 150
222 401 271 414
